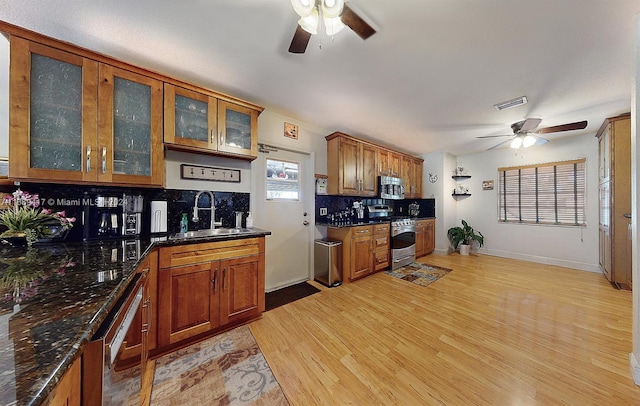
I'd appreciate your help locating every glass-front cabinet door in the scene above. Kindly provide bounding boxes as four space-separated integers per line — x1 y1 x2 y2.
164 84 218 151
98 64 163 186
9 37 99 182
218 101 258 158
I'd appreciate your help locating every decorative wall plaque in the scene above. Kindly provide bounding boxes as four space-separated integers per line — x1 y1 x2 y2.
180 164 241 182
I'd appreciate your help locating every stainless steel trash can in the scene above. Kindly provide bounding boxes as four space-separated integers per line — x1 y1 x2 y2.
314 239 342 287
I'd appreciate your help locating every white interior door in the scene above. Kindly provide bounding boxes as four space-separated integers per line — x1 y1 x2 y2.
252 147 312 291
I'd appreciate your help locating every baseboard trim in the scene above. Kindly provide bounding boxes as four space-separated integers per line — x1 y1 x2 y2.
630 353 640 385
478 248 600 273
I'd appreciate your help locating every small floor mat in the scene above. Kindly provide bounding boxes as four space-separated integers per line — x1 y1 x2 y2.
265 282 320 311
385 262 452 287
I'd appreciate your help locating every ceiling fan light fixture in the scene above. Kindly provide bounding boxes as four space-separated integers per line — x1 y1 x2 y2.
510 136 523 149
298 9 319 34
291 0 315 17
522 134 537 148
324 15 345 35
321 0 344 18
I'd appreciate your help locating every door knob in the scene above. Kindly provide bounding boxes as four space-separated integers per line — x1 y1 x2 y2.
303 220 310 226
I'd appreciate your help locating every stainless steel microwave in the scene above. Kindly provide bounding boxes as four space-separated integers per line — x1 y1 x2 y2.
379 176 404 199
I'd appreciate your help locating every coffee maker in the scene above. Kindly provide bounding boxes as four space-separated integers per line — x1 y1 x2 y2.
83 192 144 240
122 194 143 236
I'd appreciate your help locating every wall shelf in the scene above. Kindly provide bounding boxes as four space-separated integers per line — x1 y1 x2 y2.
452 193 471 197
452 175 471 180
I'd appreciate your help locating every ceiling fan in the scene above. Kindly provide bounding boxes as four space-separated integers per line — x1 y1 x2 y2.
288 0 376 54
477 118 588 150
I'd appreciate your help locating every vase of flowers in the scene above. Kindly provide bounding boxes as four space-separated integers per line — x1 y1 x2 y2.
0 189 75 246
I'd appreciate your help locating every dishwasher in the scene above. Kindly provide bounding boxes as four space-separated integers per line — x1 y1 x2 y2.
82 272 145 405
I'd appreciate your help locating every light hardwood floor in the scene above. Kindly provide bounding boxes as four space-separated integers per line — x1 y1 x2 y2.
249 253 640 405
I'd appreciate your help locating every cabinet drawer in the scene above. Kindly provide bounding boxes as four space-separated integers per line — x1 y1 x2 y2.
351 226 372 238
374 223 390 235
160 238 263 268
374 236 388 248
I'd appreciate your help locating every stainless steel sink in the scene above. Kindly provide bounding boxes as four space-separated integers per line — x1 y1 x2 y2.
170 228 253 240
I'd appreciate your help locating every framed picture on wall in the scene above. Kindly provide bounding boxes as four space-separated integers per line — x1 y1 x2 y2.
482 180 494 190
284 122 298 140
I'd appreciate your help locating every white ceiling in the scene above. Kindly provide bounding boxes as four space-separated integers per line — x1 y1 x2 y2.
1 0 639 156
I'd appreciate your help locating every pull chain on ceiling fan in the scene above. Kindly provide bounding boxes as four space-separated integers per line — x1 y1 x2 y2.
477 118 588 150
289 0 376 54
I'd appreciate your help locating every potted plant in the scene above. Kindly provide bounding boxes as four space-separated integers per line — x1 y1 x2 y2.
447 220 484 256
0 189 75 246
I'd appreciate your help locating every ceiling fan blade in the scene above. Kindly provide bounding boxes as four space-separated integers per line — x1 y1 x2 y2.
487 138 513 151
341 4 376 39
537 120 587 134
519 118 542 133
476 134 513 139
289 25 312 54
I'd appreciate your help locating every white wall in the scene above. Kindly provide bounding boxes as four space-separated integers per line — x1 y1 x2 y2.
454 133 599 272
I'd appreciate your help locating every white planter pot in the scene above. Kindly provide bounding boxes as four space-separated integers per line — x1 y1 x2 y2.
459 244 471 256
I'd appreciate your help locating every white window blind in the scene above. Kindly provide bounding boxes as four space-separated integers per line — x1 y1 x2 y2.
498 159 586 226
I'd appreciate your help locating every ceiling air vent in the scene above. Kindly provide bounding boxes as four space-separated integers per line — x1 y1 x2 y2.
494 96 527 111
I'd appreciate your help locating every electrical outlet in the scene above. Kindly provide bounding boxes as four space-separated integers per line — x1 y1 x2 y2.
320 207 328 216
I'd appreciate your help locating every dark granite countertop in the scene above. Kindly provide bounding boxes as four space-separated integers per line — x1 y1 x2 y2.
317 217 436 228
0 228 270 406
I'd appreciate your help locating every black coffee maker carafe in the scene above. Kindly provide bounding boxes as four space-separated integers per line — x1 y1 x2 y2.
83 193 123 240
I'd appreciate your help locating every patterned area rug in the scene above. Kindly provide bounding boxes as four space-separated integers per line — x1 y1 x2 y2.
150 325 289 405
385 263 452 287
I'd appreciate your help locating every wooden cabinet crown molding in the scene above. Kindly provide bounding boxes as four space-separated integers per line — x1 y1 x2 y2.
0 19 264 113
325 132 424 162
595 112 631 139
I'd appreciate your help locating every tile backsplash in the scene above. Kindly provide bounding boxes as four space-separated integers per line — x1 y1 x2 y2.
0 182 250 242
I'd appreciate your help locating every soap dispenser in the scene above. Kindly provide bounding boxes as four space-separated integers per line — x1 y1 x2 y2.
180 213 188 233
246 212 254 228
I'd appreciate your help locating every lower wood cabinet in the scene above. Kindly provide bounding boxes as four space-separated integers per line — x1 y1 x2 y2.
45 356 81 406
157 238 265 349
328 224 390 282
416 219 435 258
373 223 390 271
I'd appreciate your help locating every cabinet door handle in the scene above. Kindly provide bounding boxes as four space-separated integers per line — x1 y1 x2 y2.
219 131 224 146
211 129 217 144
212 268 218 292
86 145 92 173
101 147 107 174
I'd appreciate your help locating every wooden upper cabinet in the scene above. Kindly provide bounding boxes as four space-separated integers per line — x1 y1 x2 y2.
9 37 99 183
326 133 377 196
9 37 163 186
164 85 260 160
327 132 420 197
164 83 218 151
98 64 164 186
401 155 424 198
378 148 401 177
217 100 259 158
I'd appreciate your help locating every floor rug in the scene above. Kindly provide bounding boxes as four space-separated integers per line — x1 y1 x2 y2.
385 263 452 287
150 325 289 406
265 281 320 311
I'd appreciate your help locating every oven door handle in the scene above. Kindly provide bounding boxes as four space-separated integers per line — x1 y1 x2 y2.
108 286 143 365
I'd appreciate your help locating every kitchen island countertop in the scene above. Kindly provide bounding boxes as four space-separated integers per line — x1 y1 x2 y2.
0 228 270 406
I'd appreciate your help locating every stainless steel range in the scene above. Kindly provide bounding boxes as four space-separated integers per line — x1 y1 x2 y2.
391 218 416 270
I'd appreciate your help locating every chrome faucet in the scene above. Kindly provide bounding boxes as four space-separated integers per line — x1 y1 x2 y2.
192 191 222 229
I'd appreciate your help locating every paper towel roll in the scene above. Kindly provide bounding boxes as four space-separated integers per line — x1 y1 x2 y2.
150 201 167 233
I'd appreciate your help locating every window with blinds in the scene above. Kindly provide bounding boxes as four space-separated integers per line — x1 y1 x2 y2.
498 159 586 226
